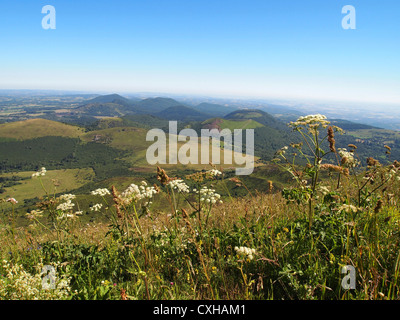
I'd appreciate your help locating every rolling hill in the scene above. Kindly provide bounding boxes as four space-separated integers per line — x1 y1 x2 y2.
0 118 85 140
201 118 264 131
155 105 211 121
134 97 186 114
193 102 237 117
83 94 134 106
224 109 289 132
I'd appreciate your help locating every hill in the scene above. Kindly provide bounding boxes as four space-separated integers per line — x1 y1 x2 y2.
134 97 186 114
201 118 264 131
225 109 289 132
155 105 211 121
0 119 85 140
89 114 170 131
329 119 381 130
193 103 237 117
75 95 188 118
84 94 134 106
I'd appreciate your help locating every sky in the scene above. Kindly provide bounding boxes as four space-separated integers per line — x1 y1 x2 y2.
0 0 399 105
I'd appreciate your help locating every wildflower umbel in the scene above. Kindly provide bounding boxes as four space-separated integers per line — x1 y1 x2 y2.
289 114 330 131
167 179 190 193
235 246 257 261
196 186 222 204
6 198 18 205
338 148 359 168
91 188 111 197
120 181 158 205
90 203 103 212
32 167 46 177
207 169 222 177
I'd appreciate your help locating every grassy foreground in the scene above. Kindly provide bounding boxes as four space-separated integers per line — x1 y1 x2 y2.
1 114 400 300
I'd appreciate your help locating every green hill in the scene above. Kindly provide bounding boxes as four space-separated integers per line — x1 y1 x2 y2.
0 119 85 140
135 97 187 114
155 105 211 121
225 109 289 131
84 94 134 106
201 118 264 131
329 119 381 130
194 103 237 117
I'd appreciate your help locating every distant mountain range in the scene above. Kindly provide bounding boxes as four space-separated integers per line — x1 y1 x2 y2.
0 93 399 178
74 94 237 120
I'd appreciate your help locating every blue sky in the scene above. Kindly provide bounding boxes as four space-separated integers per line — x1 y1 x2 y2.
0 0 399 104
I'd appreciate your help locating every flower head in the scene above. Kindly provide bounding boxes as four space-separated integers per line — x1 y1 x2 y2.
91 188 111 197
167 179 190 193
6 198 18 205
234 246 257 261
90 203 103 212
32 167 46 178
290 114 330 130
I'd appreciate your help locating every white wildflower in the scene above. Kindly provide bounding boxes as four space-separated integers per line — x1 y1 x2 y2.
26 210 43 220
120 181 157 205
90 203 103 212
6 198 18 204
168 179 190 193
56 200 75 212
91 188 110 197
208 169 222 177
58 194 76 201
318 185 330 195
195 186 222 205
338 148 359 168
0 260 72 300
290 114 330 130
235 246 257 261
338 204 359 214
32 167 47 177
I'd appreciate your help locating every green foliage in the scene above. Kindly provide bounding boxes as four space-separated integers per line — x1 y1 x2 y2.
0 136 131 180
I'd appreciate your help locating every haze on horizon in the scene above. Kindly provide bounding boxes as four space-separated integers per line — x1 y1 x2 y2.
0 0 399 106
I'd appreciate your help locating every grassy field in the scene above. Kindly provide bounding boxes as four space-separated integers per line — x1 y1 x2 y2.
81 127 258 172
0 168 95 207
0 119 85 140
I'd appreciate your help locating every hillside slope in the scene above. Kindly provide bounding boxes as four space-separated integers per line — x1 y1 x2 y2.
0 119 85 140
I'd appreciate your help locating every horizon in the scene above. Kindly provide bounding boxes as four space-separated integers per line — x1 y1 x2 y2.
0 0 399 106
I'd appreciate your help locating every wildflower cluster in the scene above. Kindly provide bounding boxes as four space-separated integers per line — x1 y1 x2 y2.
55 194 82 219
90 203 103 212
91 188 111 197
26 209 44 220
56 194 76 212
167 179 190 193
207 169 222 177
6 197 18 205
196 186 222 205
120 181 158 205
234 246 257 261
338 148 360 168
289 114 330 131
0 260 72 300
32 167 47 178
338 204 359 214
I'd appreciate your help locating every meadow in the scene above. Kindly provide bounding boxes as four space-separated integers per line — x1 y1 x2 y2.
1 114 400 300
